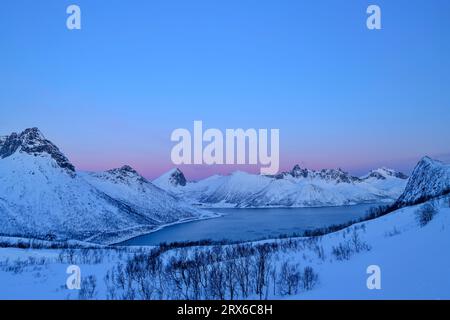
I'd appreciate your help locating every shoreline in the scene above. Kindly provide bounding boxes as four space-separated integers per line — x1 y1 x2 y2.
112 202 383 247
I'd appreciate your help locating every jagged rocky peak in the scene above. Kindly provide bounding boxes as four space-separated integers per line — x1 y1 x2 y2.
290 164 310 178
317 168 361 183
105 165 148 183
364 167 408 180
396 156 450 206
0 127 75 172
168 168 187 186
277 164 359 183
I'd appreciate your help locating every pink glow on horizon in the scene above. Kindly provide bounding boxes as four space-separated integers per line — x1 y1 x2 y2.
66 143 444 181
70 155 420 181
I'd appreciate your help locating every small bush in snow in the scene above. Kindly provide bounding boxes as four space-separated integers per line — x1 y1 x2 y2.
301 266 319 291
331 242 353 261
332 230 371 261
277 262 301 296
385 227 401 237
416 203 438 227
78 275 97 300
350 229 371 253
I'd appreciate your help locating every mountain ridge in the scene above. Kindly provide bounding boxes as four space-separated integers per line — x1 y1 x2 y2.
395 156 450 206
0 128 212 244
154 165 409 208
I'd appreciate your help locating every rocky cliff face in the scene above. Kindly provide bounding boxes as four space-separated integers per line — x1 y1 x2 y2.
0 128 75 173
396 156 450 206
273 165 362 184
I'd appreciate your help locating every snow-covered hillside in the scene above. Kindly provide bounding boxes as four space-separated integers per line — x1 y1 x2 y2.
154 165 408 208
0 128 212 244
81 166 206 228
396 156 450 206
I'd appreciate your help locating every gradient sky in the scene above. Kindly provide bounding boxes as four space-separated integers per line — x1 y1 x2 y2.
1 0 450 179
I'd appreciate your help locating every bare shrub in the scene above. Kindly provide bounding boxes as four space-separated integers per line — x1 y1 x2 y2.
331 242 353 261
78 275 97 300
350 229 371 253
277 262 301 296
254 244 272 300
385 227 401 237
301 266 318 291
416 203 438 227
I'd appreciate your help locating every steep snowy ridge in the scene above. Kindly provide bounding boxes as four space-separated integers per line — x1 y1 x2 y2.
196 171 273 206
82 165 204 226
396 156 450 206
0 128 75 173
154 165 408 208
0 128 211 244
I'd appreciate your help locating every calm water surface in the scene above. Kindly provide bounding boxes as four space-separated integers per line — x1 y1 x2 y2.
120 204 379 246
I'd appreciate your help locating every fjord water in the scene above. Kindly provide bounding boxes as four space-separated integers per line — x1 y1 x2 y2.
120 204 379 246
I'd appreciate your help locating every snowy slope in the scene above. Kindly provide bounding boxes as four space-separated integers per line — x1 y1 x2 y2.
0 128 211 244
293 197 450 299
396 156 450 206
154 166 408 208
81 166 206 225
360 167 409 197
0 196 448 299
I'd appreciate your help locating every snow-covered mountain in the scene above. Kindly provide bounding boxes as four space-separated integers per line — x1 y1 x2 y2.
0 128 210 244
362 167 409 180
273 165 362 183
81 165 200 225
154 165 409 208
153 168 187 190
396 156 450 206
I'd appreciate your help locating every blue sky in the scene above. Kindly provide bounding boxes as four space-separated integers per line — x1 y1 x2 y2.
1 0 449 179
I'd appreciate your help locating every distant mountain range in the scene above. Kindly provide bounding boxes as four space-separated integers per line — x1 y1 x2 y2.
153 165 409 208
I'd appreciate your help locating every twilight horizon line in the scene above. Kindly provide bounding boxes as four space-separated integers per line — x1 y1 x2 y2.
2 127 449 181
